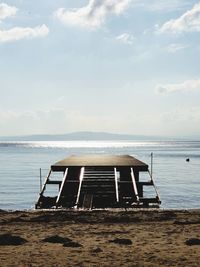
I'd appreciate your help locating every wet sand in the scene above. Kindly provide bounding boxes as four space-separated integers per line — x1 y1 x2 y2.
0 209 200 266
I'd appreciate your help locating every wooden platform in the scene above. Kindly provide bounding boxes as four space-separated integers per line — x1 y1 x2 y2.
51 155 148 171
35 155 161 209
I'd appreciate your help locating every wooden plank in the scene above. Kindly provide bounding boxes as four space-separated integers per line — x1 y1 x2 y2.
56 168 68 207
51 155 148 171
130 168 140 203
137 181 153 186
148 170 161 203
40 170 51 195
139 197 160 204
114 167 119 202
35 169 52 208
75 167 85 206
47 181 62 185
82 194 93 209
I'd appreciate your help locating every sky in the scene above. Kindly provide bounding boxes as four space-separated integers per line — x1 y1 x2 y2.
0 0 200 138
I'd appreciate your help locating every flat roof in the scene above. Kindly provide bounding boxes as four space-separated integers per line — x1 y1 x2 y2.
51 154 148 171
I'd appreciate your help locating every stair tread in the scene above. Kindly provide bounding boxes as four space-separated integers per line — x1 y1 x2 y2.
139 197 160 203
47 180 62 184
83 179 115 182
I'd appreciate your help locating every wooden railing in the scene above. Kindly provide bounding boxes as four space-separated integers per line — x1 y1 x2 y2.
130 168 139 203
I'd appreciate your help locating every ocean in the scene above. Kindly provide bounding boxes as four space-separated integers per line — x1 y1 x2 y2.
0 140 199 210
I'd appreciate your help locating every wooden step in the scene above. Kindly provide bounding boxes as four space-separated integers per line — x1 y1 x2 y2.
81 191 115 195
64 180 79 183
86 194 116 198
47 180 62 185
139 197 160 204
84 175 114 178
137 181 153 186
83 179 115 183
84 172 114 175
81 185 115 189
84 167 114 171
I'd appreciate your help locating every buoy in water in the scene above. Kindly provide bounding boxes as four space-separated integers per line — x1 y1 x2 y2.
186 158 190 162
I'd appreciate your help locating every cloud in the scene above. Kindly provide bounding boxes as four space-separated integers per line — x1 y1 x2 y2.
0 4 49 43
116 32 134 44
166 43 188 53
161 107 200 126
54 0 131 29
1 107 200 137
158 3 200 33
0 3 17 21
0 108 127 135
155 79 200 94
0 24 49 43
158 106 200 137
143 0 190 12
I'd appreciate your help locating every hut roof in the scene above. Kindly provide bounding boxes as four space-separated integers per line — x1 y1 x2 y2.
51 154 148 171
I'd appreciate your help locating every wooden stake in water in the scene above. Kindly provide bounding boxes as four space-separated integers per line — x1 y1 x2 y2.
40 168 42 192
151 153 153 179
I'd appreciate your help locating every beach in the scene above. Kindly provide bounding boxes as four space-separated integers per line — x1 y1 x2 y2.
0 209 200 266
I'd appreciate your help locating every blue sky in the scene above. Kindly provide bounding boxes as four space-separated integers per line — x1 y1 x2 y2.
0 0 200 137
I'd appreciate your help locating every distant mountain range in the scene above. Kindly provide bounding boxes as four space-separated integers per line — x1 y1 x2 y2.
0 131 168 141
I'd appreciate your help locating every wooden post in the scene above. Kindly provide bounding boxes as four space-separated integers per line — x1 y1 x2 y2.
56 168 68 207
151 153 153 180
40 168 42 192
75 167 85 207
130 168 139 203
114 167 119 202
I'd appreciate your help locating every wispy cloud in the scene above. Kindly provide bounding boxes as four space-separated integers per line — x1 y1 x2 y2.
158 3 200 33
0 24 49 43
126 0 191 12
155 79 200 94
54 0 131 30
166 43 188 53
0 108 127 135
143 0 190 12
0 3 17 21
161 107 200 128
116 32 134 44
0 3 49 43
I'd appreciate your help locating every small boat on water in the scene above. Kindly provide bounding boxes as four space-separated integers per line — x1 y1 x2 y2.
35 154 161 209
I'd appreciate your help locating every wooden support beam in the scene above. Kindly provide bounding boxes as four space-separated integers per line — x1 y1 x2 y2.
40 170 52 196
137 181 153 186
148 170 161 203
130 168 140 203
114 167 119 202
75 167 85 207
56 168 68 207
35 169 52 208
47 181 62 185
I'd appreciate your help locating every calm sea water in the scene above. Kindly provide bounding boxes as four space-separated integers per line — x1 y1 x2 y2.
0 140 199 210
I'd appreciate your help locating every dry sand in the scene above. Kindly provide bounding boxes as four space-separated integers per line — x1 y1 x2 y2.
0 209 200 267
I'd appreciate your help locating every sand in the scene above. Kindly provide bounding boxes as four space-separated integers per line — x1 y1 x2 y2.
0 209 200 266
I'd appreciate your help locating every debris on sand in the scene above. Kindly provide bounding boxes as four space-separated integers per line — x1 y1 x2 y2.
42 235 72 244
109 238 132 245
42 235 82 247
63 241 82 248
0 234 27 246
185 238 200 246
0 209 6 213
91 247 103 253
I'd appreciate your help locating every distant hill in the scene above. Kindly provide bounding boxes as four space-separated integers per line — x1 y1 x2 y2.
0 131 165 141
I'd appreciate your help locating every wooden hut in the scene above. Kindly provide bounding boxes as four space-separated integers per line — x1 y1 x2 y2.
35 155 161 209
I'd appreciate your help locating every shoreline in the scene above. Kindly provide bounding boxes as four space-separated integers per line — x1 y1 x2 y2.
0 209 200 266
1 207 200 211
